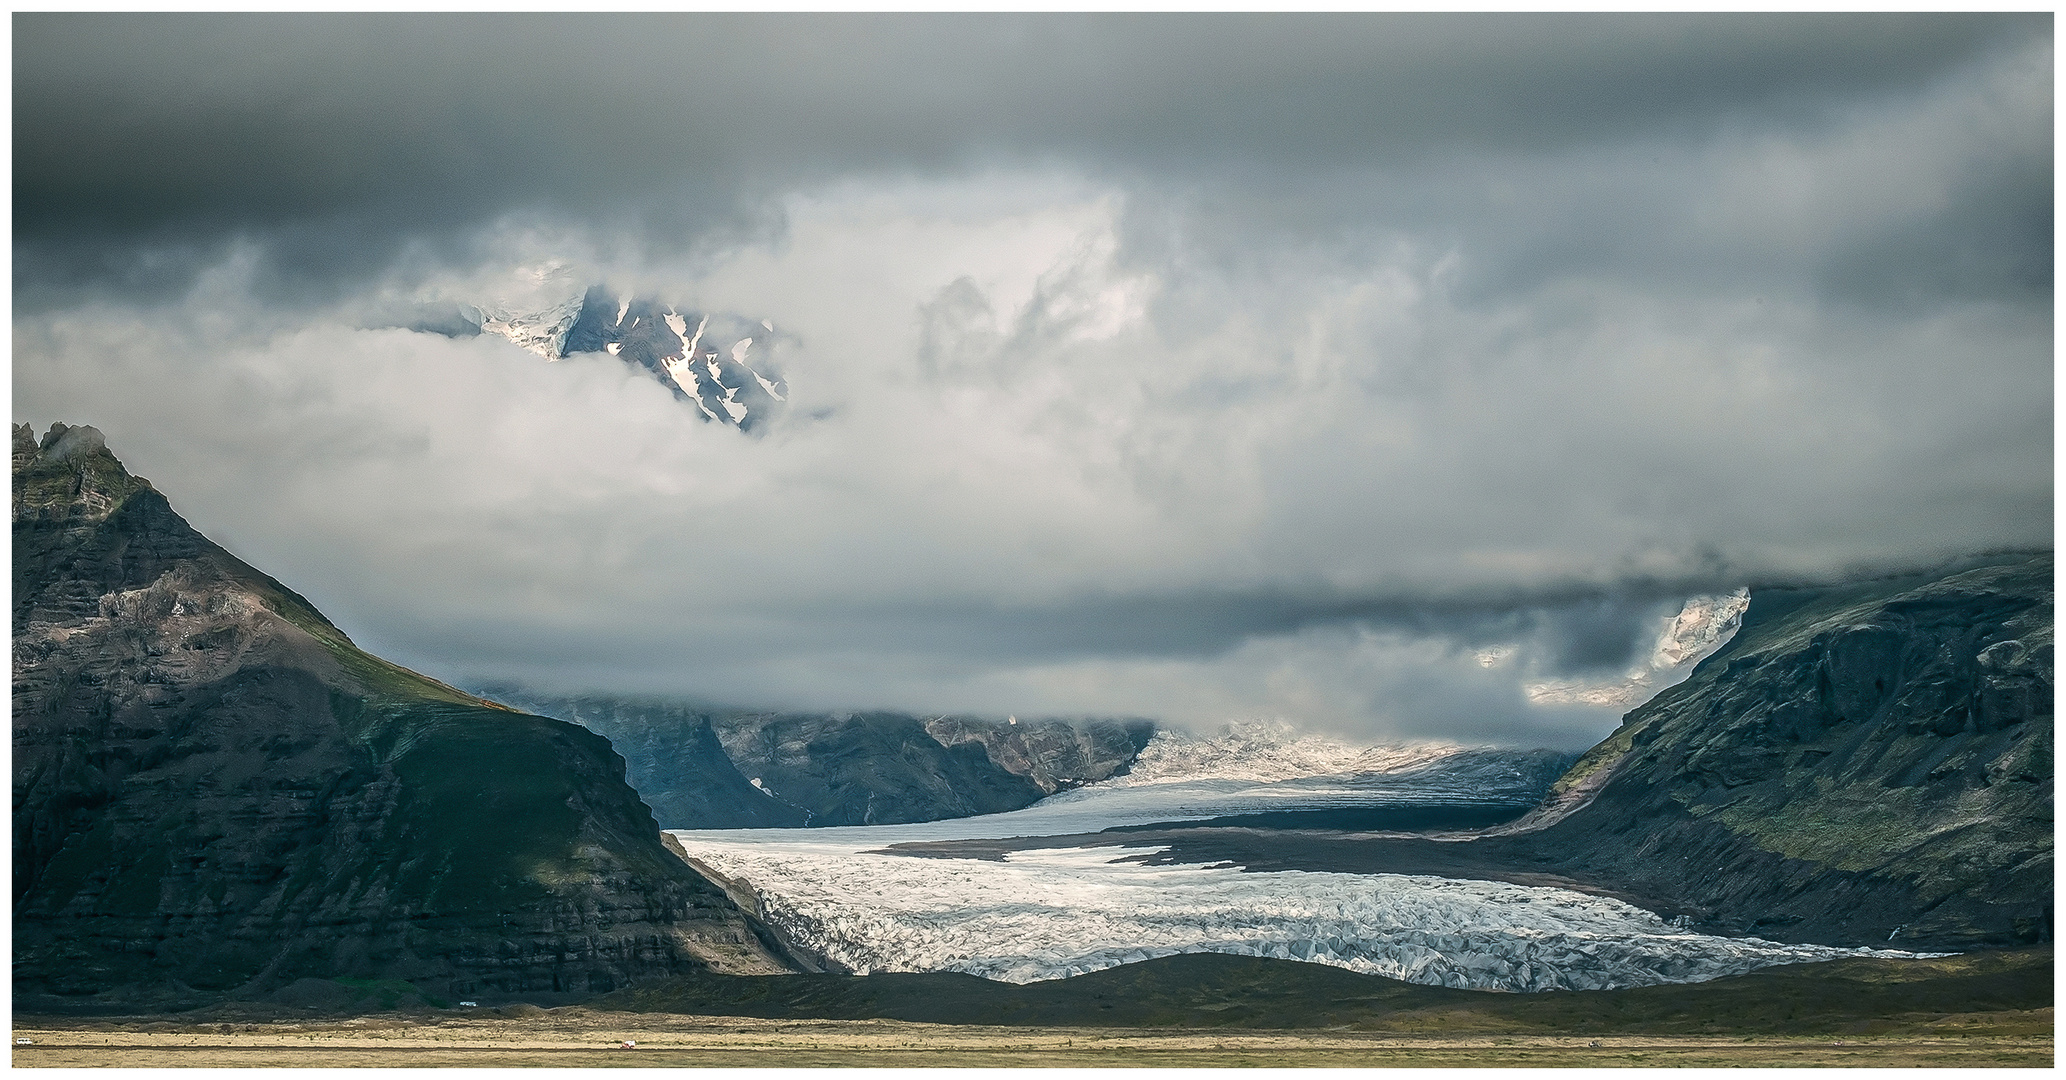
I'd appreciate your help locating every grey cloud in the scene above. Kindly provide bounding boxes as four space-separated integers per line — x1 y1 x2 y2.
15 13 2046 304
11 13 2052 746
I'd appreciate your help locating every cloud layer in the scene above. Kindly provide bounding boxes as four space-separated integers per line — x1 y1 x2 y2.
13 15 2051 747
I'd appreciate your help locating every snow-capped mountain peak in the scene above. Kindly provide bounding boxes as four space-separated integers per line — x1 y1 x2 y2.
466 284 788 431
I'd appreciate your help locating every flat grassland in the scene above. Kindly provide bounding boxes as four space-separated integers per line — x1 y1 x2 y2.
9 1008 2053 1068
16 949 2052 1067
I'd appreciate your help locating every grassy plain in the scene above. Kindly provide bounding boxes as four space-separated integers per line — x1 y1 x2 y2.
16 949 2054 1068
10 1008 2053 1068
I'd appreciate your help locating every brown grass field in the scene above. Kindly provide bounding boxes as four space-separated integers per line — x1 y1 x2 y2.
11 1006 2052 1068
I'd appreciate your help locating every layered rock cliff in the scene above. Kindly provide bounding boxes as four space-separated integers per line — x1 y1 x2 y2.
12 424 797 1007
495 692 1154 828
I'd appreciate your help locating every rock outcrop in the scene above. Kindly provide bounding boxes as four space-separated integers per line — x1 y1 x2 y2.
12 423 798 1008
497 692 1154 829
922 716 1156 796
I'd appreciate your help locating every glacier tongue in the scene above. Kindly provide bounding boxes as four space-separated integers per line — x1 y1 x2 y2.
675 839 1934 990
669 732 1933 992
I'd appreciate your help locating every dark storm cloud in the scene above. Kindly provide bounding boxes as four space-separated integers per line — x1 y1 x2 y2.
12 13 2052 745
14 12 2045 303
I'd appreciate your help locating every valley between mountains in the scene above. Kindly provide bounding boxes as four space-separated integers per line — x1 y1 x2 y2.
12 423 2051 1045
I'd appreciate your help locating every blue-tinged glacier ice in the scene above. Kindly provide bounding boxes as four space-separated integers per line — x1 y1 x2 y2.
672 838 1930 990
669 730 1935 992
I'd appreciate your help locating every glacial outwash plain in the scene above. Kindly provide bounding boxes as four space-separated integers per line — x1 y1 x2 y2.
10 425 2052 1066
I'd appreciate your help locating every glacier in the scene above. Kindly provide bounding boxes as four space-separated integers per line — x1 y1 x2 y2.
670 723 1937 993
675 839 1931 990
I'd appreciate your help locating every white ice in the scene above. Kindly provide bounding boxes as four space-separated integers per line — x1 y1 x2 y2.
664 311 709 364
675 838 1932 991
670 725 1939 992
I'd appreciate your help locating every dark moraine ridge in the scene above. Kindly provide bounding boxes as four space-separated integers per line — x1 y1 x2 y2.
12 423 799 1011
889 553 2053 952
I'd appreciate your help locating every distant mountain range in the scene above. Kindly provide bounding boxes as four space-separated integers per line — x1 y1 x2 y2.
486 691 1156 829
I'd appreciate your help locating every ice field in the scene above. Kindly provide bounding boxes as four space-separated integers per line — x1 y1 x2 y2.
670 730 1936 991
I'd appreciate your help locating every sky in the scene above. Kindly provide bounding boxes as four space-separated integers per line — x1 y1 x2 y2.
12 13 2053 748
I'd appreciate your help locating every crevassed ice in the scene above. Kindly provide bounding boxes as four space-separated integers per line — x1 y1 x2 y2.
677 840 1930 991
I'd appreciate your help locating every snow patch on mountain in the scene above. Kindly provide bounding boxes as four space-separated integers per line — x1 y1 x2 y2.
466 262 588 359
474 293 585 359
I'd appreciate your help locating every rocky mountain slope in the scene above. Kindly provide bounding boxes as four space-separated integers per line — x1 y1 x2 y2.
12 423 799 1008
1517 552 2052 948
492 692 1154 828
559 289 786 430
1122 553 2052 950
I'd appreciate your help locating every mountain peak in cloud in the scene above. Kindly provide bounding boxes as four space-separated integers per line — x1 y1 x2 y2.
416 277 793 432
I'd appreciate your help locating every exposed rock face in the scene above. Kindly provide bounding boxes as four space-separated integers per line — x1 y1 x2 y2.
1507 553 2052 948
713 712 1046 827
498 692 1154 829
923 716 1157 796
12 424 797 1007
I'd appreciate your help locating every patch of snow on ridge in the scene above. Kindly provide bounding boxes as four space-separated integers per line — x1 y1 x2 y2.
672 838 1936 990
1113 720 1470 786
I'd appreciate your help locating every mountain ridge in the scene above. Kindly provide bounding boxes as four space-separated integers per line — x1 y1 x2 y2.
12 423 801 1008
1099 551 2052 951
490 690 1155 829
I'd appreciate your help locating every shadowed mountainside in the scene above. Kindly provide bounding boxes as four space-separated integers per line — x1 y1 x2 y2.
12 423 799 1010
495 692 1154 828
1503 552 2052 947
